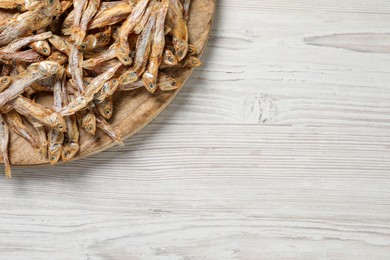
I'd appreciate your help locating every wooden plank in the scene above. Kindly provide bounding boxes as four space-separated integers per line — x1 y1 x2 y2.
0 124 390 259
155 0 390 127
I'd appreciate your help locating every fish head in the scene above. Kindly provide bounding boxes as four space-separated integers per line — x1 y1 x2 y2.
44 0 62 16
188 44 199 56
158 74 178 91
163 49 178 66
119 70 138 85
47 51 68 65
115 41 133 65
49 143 62 165
38 61 62 77
82 113 96 135
62 142 79 162
35 41 51 56
97 98 113 120
117 54 133 66
80 35 96 51
173 38 188 61
49 112 67 132
142 72 157 94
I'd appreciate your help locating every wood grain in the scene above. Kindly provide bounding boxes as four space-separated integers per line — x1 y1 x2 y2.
1 0 390 259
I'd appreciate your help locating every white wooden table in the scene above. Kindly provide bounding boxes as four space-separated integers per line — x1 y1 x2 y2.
1 1 390 259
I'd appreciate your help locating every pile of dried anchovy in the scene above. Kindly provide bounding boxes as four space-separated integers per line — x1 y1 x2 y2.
0 0 200 177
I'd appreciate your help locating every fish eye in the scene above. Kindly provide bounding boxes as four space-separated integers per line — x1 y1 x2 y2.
48 0 54 4
171 81 177 86
1 78 8 83
81 44 87 50
50 155 57 161
149 83 154 89
168 56 173 62
64 151 70 158
104 109 111 115
43 48 48 54
57 124 64 130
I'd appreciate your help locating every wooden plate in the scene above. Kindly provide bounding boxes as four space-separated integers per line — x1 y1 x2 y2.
8 0 216 166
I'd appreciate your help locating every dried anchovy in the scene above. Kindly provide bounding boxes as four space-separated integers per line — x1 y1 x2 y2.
0 0 200 176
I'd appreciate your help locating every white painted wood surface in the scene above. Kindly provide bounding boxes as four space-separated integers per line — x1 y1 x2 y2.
1 1 390 259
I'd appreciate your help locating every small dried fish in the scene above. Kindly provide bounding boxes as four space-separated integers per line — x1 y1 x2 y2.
115 0 150 65
0 64 12 76
9 96 66 132
4 110 41 155
0 49 43 64
73 0 101 46
0 61 61 109
95 96 113 120
143 0 169 93
89 1 134 30
182 55 202 68
0 0 61 46
79 109 96 135
60 1 73 14
81 48 116 70
58 73 79 161
70 0 88 44
49 34 71 55
0 76 12 92
48 71 64 164
29 40 51 56
47 51 68 65
81 26 111 51
182 0 190 22
118 73 177 91
62 1 132 34
117 80 143 91
188 43 198 56
60 62 121 116
118 11 157 84
69 46 85 93
0 0 200 170
157 73 178 91
0 32 52 52
133 0 155 34
160 54 201 69
24 115 47 158
161 48 178 67
0 0 40 11
61 113 79 161
167 0 188 61
96 115 123 145
0 0 25 10
48 127 63 164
